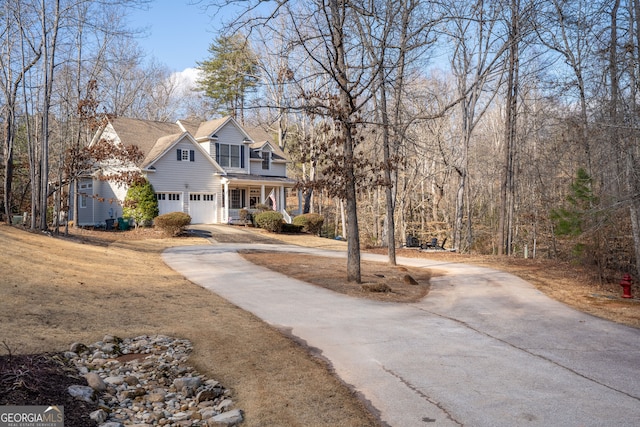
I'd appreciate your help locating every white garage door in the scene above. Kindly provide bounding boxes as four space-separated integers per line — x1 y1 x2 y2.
156 192 183 215
189 193 217 224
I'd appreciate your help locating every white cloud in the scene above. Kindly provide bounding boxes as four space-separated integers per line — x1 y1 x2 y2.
171 67 203 94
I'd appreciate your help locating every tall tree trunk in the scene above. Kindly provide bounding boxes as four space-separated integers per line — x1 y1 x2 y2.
329 0 361 282
499 0 519 256
39 0 61 230
2 110 15 224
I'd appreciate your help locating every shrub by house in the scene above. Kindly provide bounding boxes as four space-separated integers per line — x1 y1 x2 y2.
154 212 191 236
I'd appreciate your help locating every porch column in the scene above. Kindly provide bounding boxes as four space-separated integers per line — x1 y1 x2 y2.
279 186 285 212
298 190 303 215
223 180 229 223
260 185 265 204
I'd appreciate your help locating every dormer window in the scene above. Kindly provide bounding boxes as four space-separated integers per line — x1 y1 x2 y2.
216 143 244 168
261 150 271 170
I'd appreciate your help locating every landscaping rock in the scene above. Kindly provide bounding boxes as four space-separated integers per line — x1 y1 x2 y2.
85 372 107 392
67 385 96 403
64 335 242 426
207 409 244 426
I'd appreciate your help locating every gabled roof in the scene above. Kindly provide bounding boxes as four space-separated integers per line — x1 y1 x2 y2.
194 117 233 140
104 117 182 159
140 133 183 168
142 132 226 173
93 116 288 169
243 126 287 161
176 119 200 135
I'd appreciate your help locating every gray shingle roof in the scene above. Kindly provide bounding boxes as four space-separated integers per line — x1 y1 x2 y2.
104 116 289 167
109 117 182 163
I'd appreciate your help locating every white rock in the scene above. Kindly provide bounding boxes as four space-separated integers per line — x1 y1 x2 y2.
170 411 191 421
90 409 108 423
215 398 233 411
173 376 201 390
69 385 96 403
104 376 125 385
208 409 244 426
85 372 107 392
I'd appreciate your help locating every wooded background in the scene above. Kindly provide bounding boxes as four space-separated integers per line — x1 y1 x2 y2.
1 0 638 281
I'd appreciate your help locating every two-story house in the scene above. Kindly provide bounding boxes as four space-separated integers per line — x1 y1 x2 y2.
72 116 295 226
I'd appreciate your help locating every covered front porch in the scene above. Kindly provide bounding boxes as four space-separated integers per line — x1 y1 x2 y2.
221 174 297 224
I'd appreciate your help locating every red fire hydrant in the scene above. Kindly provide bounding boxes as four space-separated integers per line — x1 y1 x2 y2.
620 274 633 299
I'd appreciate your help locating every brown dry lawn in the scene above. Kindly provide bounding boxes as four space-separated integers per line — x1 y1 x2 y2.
239 227 640 329
1 223 639 426
0 224 379 427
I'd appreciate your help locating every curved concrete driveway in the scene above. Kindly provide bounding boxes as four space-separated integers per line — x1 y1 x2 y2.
163 240 640 427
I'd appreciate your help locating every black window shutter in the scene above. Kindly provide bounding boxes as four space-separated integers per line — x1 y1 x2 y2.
190 150 195 162
177 149 181 161
215 143 220 163
241 146 245 168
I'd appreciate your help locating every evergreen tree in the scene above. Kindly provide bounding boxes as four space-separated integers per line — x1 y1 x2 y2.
551 168 597 236
123 179 159 227
196 34 260 123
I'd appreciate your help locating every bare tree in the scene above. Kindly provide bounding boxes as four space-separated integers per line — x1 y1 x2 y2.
0 0 42 224
446 0 508 252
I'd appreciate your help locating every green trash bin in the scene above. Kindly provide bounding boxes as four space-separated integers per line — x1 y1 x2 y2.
117 217 130 230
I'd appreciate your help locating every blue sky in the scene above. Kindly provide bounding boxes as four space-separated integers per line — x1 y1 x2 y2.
127 0 236 72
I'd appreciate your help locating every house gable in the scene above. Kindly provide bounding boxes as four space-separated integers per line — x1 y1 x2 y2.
143 134 224 214
248 139 288 177
142 132 225 174
200 118 254 175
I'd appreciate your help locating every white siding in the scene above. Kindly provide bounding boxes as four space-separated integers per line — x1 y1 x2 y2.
249 159 287 177
147 136 222 222
75 179 124 226
98 124 121 145
199 141 213 156
213 122 250 174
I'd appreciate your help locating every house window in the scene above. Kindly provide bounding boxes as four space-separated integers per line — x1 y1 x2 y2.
156 193 180 201
218 144 242 168
191 194 215 202
262 151 270 170
79 182 92 208
177 149 195 162
230 189 245 209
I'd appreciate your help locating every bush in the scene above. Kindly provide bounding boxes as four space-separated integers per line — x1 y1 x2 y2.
292 213 324 235
254 203 271 212
154 211 191 236
239 208 252 225
282 223 304 233
123 179 159 227
254 210 283 233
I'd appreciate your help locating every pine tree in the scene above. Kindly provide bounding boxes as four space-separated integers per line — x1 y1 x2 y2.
196 34 259 123
551 168 597 237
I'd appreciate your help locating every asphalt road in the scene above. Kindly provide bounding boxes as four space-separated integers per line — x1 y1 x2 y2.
163 235 640 427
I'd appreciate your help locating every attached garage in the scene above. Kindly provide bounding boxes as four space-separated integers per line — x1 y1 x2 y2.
156 192 183 215
188 193 217 224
